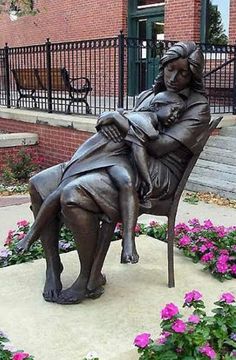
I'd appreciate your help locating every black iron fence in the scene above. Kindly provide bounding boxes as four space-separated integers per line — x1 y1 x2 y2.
0 34 235 116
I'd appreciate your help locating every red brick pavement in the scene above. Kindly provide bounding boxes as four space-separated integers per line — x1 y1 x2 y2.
0 195 30 207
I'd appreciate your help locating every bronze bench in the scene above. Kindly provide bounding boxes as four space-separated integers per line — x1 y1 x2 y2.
11 67 92 114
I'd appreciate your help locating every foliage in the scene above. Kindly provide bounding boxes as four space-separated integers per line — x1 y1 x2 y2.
0 330 34 360
1 218 235 284
0 183 28 195
207 0 228 45
175 218 236 281
0 220 75 267
0 148 44 184
183 192 199 205
134 291 236 359
0 0 39 17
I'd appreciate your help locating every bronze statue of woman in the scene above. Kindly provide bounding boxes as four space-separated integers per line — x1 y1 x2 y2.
28 41 210 304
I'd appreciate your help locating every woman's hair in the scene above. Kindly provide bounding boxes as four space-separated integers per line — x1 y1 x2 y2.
153 41 206 95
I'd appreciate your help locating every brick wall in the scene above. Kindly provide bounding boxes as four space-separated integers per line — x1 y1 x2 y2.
164 0 201 42
0 118 92 168
229 0 236 44
0 0 128 47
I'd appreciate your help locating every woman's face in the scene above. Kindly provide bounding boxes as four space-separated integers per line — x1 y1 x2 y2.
164 57 191 92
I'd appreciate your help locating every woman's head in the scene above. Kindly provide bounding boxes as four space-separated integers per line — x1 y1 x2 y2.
153 41 205 95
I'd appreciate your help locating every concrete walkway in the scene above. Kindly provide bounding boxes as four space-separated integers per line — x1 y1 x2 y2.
0 195 235 360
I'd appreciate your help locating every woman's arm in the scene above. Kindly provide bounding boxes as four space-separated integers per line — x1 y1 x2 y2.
146 133 180 158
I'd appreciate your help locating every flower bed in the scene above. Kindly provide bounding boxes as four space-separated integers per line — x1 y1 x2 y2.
0 219 235 282
134 291 236 359
0 331 34 360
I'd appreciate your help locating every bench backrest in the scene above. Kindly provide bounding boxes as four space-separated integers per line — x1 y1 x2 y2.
11 69 40 91
35 68 68 92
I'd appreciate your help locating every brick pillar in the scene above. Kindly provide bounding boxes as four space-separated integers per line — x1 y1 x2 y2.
164 0 201 42
229 0 236 44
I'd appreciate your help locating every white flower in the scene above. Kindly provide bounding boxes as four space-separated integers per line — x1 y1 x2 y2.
3 343 17 352
85 351 99 359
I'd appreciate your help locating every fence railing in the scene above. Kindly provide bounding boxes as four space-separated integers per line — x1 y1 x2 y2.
0 35 235 116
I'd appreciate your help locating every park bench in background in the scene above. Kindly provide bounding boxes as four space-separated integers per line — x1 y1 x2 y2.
11 67 92 114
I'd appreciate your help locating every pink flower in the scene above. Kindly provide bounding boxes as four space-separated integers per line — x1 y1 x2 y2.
134 333 151 348
149 220 158 227
188 314 200 324
188 218 200 226
17 232 25 240
178 235 191 247
199 344 216 359
157 331 171 344
216 261 228 274
218 253 229 261
16 220 29 227
201 252 214 263
199 244 208 253
161 303 179 320
5 230 14 245
172 319 186 333
220 292 235 304
184 290 202 304
13 353 30 360
190 245 198 253
134 224 141 233
231 265 236 275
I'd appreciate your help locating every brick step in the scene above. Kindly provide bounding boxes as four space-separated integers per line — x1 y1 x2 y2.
186 175 236 200
192 159 236 182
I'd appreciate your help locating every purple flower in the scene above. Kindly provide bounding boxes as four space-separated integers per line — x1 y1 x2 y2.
178 235 191 247
59 241 71 251
0 248 12 258
172 319 186 333
203 219 214 229
161 303 179 320
220 292 235 303
184 290 202 304
199 344 216 359
190 245 198 253
188 314 200 324
188 218 200 226
230 333 236 341
201 252 214 263
134 333 151 348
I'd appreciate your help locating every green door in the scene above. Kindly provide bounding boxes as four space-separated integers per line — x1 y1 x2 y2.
128 16 164 95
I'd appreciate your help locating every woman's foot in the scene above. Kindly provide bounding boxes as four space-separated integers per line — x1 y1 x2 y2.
43 262 63 302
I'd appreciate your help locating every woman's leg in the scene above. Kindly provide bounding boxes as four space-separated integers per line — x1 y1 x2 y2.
57 180 103 304
107 165 139 264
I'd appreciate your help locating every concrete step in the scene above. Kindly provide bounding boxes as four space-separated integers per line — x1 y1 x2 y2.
219 125 236 137
200 146 236 166
206 135 236 151
192 159 236 182
186 174 236 199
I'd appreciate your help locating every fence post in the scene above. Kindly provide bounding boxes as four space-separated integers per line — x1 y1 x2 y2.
46 38 52 113
118 31 125 109
4 43 10 108
233 44 236 115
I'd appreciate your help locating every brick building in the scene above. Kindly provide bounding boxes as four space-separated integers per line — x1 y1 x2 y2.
0 0 233 47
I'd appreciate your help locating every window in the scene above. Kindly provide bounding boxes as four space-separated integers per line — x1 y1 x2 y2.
137 0 165 10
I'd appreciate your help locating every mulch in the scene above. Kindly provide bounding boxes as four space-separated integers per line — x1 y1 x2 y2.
0 195 30 207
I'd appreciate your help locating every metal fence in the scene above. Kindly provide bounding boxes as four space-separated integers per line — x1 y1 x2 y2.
0 35 235 116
